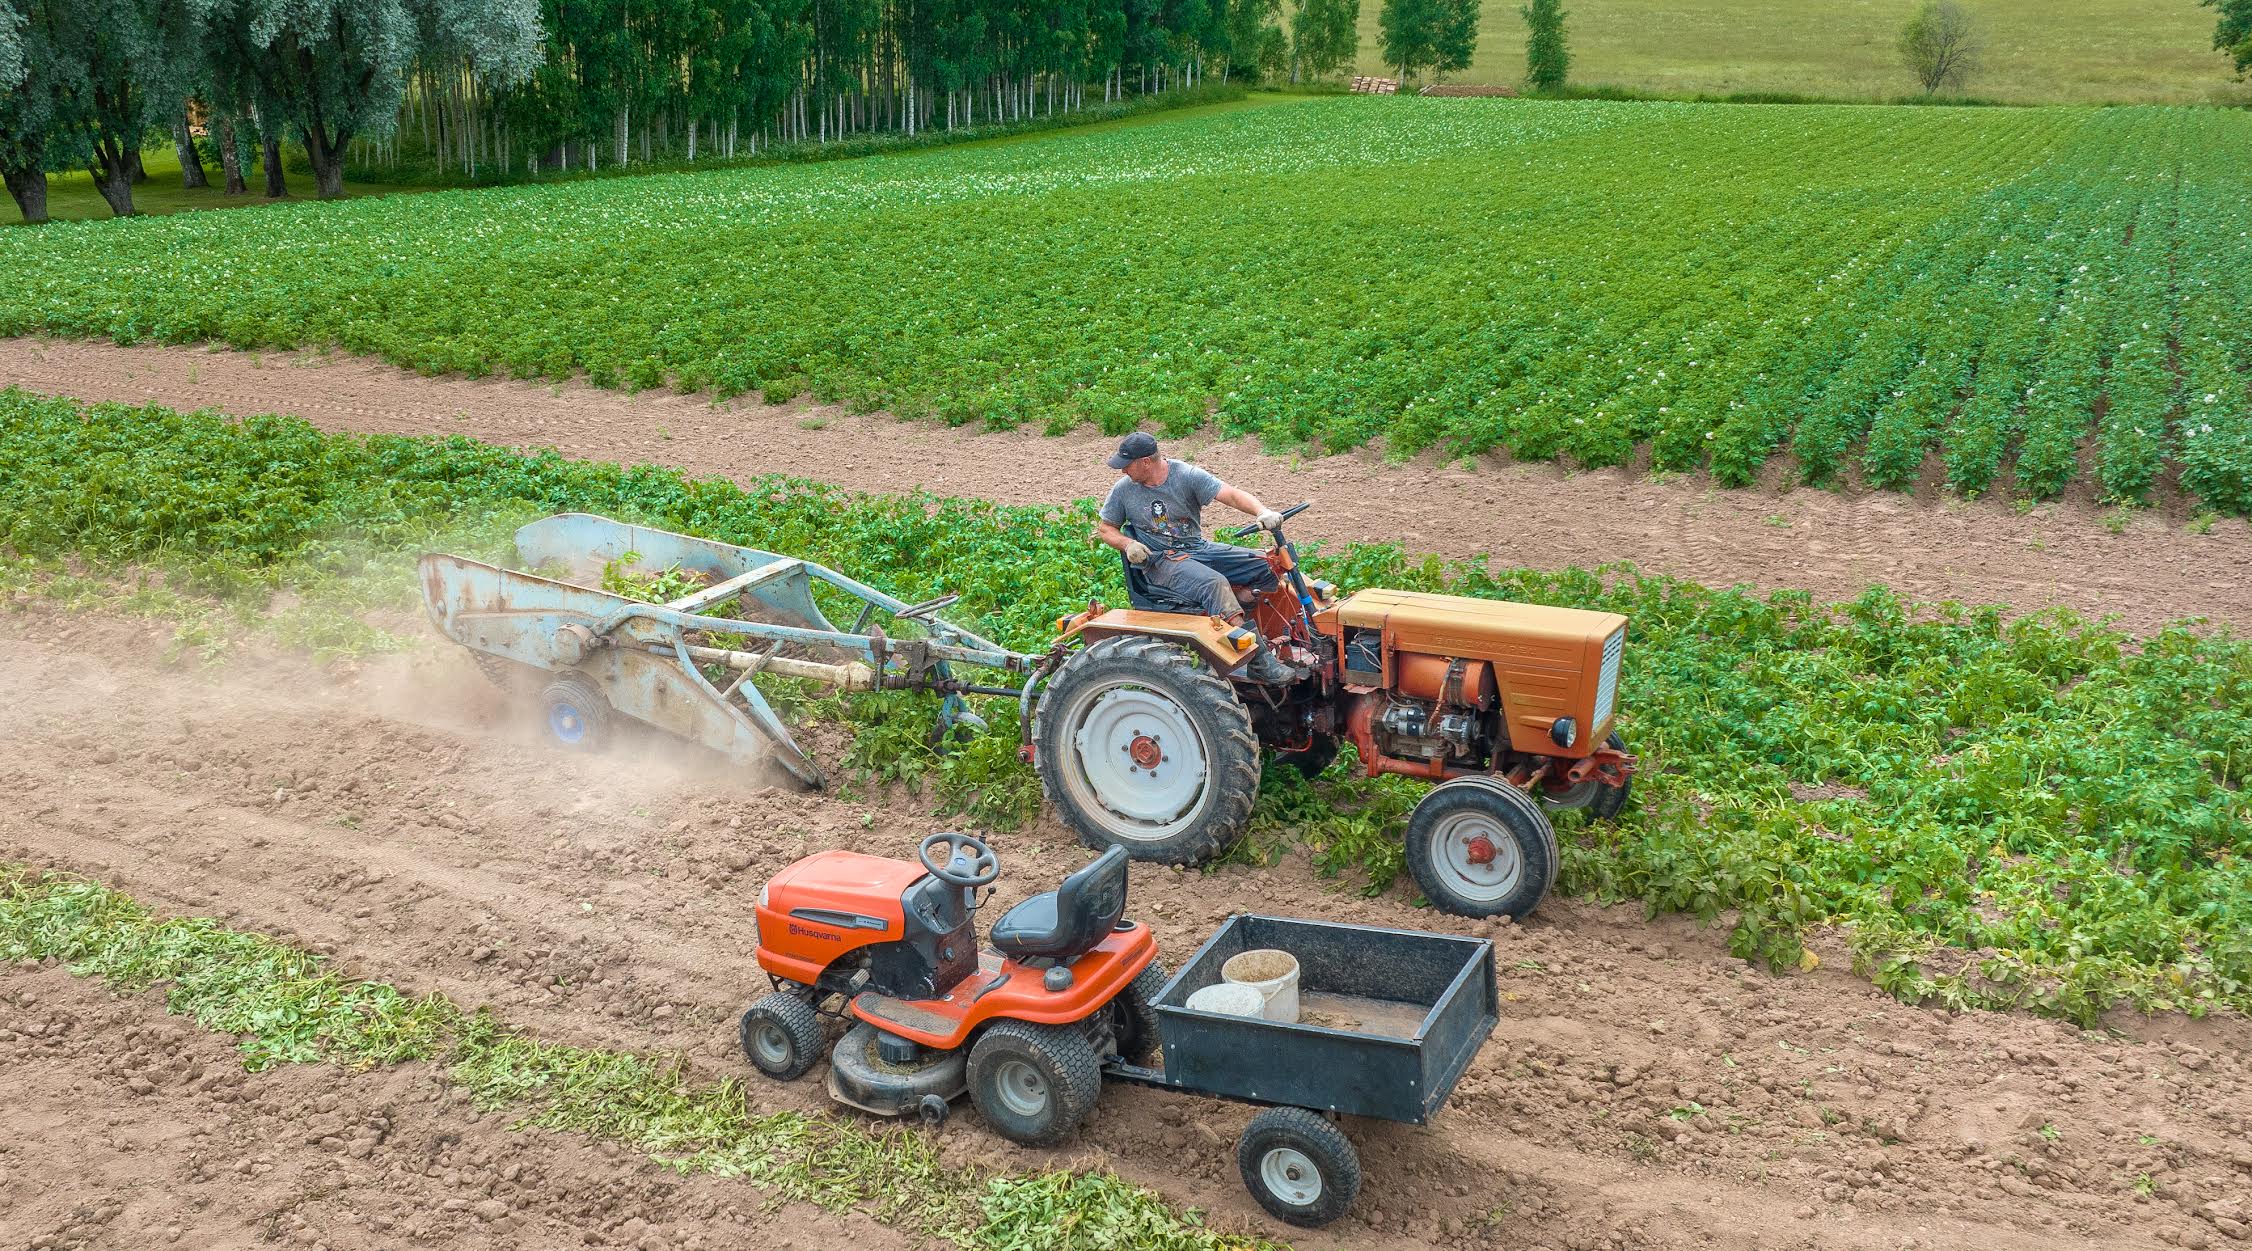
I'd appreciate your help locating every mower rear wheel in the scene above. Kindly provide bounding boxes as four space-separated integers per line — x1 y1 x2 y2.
1109 960 1168 1064
1237 1106 1361 1227
1405 776 1558 920
538 674 613 753
1036 636 1260 867
1538 730 1633 820
739 992 825 1081
967 1020 1102 1147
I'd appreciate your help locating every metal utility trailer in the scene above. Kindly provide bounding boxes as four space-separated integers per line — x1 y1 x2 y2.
1103 914 1500 1227
419 513 1051 787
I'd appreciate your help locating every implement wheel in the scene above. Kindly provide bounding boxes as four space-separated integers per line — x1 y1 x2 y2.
538 674 613 753
1035 636 1260 867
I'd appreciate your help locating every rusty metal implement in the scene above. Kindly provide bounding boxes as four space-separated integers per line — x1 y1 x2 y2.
420 513 1050 786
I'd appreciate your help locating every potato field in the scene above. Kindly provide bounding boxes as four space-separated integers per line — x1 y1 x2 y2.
6 99 2251 510
4 89 2252 1251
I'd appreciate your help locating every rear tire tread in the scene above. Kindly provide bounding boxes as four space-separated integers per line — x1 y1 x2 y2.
967 1019 1103 1147
1036 635 1259 867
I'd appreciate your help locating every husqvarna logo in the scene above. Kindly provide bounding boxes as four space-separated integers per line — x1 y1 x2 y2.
787 922 843 943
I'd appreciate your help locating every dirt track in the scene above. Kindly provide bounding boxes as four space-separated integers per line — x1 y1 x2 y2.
5 607 2250 1251
5 338 2248 636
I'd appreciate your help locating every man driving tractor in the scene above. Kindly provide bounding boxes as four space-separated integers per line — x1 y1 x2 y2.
1094 432 1300 685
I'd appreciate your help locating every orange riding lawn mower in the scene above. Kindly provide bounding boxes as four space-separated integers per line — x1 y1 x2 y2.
422 503 1635 919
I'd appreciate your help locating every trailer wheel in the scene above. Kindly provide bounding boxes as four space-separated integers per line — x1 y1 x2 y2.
1109 960 1167 1064
967 1020 1102 1147
1238 1107 1361 1228
538 675 613 753
1538 731 1633 820
739 992 824 1081
1036 636 1260 867
1405 776 1558 919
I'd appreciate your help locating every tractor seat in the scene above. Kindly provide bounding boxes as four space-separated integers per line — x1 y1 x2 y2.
990 846 1130 963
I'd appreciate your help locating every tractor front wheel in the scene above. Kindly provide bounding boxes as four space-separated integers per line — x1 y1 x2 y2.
1036 636 1260 867
1538 730 1633 820
1404 776 1558 919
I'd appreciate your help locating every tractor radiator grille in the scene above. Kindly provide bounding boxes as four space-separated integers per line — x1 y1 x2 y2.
1593 629 1624 731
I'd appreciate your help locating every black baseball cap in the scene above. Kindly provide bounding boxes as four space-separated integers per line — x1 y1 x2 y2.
1106 431 1160 469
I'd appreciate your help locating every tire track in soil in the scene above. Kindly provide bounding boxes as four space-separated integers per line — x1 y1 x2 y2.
0 967 918 1251
3 609 2250 1251
4 337 2248 636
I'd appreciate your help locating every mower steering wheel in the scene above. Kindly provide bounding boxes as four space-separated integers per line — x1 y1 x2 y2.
919 831 1000 888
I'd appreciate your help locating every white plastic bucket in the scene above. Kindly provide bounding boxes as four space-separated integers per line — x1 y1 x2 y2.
1221 948 1301 1024
1185 983 1266 1018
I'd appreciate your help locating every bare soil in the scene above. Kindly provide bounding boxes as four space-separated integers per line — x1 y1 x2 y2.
4 606 2250 1251
5 338 2248 636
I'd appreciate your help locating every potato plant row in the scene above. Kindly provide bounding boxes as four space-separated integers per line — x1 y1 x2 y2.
5 100 2249 507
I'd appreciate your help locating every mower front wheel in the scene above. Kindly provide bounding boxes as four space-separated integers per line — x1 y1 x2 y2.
1405 776 1559 919
967 1020 1102 1147
739 992 825 1081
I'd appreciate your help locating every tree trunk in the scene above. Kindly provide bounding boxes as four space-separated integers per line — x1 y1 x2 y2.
303 126 349 199
126 146 147 184
263 132 288 197
175 119 210 189
216 115 247 194
93 145 136 216
3 167 48 224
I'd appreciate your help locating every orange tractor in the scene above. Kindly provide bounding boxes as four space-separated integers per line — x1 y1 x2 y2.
1033 502 1634 917
425 506 1633 919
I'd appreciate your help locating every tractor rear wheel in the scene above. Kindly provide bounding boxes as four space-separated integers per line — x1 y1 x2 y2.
1036 636 1260 867
1538 730 1633 820
1404 776 1558 919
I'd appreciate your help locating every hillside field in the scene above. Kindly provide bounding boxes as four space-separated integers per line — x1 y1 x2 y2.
1352 0 2250 104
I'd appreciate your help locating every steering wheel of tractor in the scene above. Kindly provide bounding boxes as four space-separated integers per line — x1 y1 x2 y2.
919 831 1000 888
1230 500 1312 541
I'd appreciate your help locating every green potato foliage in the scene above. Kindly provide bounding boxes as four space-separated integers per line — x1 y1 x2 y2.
2 388 2246 1021
3 99 2249 508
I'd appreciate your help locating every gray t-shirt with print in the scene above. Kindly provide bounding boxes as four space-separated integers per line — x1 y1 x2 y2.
1100 459 1224 555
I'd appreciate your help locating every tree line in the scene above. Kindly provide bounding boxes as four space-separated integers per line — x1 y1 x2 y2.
0 0 1388 223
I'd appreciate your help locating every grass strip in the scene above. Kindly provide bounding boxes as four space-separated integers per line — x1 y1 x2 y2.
1 388 2246 1021
0 866 1275 1250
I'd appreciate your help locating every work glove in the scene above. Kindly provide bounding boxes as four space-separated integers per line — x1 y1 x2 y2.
1123 539 1152 566
1256 510 1284 531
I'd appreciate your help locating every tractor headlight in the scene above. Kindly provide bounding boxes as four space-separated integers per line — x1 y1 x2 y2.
1550 717 1578 749
756 883 769 909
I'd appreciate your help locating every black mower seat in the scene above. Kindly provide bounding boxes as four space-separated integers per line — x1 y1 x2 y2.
991 846 1130 962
